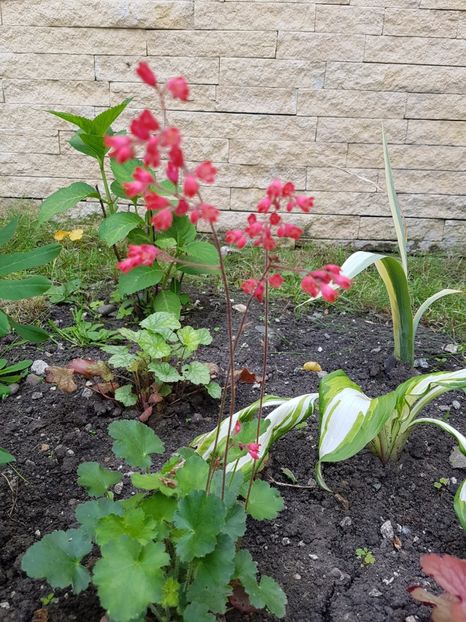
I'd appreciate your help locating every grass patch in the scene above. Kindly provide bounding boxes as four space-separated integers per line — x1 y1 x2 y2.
1 209 464 340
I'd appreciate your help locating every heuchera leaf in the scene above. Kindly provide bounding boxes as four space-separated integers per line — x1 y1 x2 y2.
243 480 284 521
45 366 77 393
21 529 92 593
161 576 180 608
114 384 138 407
140 312 181 333
153 290 182 318
77 462 122 497
187 534 236 614
95 508 158 546
173 491 226 562
182 362 211 386
93 536 169 622
149 361 182 383
175 454 209 495
183 603 216 622
75 499 123 538
109 420 164 468
39 182 97 224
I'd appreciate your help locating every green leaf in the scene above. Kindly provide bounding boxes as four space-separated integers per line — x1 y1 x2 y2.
173 491 226 562
196 328 213 346
11 322 49 342
0 310 10 337
118 265 163 296
75 499 123 537
109 420 164 468
179 241 219 276
0 447 15 465
161 577 180 608
153 290 182 318
187 534 235 613
99 212 145 247
222 502 247 540
206 381 221 399
0 359 32 375
454 480 466 532
0 243 61 277
39 182 97 224
382 129 408 276
131 472 177 495
176 454 209 495
182 362 211 386
0 276 52 300
183 603 216 622
414 289 464 337
160 215 196 246
93 537 169 622
234 550 287 618
48 109 95 133
243 480 284 521
136 330 171 359
177 326 202 352
149 361 182 383
95 508 158 546
114 384 138 407
92 98 131 135
110 158 145 186
21 529 92 593
140 311 181 333
77 462 122 497
0 216 18 247
140 492 177 523
69 131 106 161
101 345 136 369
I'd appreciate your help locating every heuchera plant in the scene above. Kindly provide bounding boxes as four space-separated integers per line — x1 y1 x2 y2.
21 62 350 620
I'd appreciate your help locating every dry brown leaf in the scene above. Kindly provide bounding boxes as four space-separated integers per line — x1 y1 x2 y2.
45 366 77 393
229 580 258 613
68 359 114 381
205 362 219 377
32 609 48 622
93 382 118 397
234 368 263 384
393 536 402 550
334 493 350 511
138 406 153 423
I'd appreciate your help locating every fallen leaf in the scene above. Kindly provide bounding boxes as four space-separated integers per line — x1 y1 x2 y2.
94 382 118 397
233 303 247 313
205 362 219 377
138 406 153 423
32 610 48 622
393 536 402 550
229 581 258 613
68 359 114 381
69 228 84 241
53 230 69 241
148 391 163 405
45 366 77 393
234 368 263 384
303 361 322 372
334 493 350 511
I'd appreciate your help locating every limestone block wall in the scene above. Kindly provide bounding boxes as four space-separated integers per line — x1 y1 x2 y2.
0 0 465 250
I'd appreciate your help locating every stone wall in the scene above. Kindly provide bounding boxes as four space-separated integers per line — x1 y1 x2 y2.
0 0 465 251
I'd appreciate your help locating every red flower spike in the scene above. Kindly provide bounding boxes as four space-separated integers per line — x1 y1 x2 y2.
145 192 170 211
257 197 272 213
166 162 179 185
167 76 190 101
152 209 173 231
320 283 338 303
276 223 303 240
195 161 217 184
246 443 260 461
104 135 134 163
117 244 159 273
200 203 220 223
130 109 159 140
136 61 157 87
296 195 314 213
269 212 281 226
144 136 160 168
225 229 247 249
160 127 181 148
241 279 264 303
269 274 284 289
282 181 295 197
333 273 352 289
266 179 283 199
183 175 199 198
301 275 319 297
175 198 190 216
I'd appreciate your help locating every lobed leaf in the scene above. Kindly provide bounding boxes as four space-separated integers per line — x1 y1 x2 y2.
39 182 97 224
77 462 122 497
109 420 164 468
243 480 284 521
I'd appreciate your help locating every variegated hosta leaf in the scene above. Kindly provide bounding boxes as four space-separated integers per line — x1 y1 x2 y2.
317 369 466 490
454 480 466 532
192 394 318 474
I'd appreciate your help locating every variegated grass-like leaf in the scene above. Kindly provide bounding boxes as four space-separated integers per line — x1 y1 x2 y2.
454 480 466 532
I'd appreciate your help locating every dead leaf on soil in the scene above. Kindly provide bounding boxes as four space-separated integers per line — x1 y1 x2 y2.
68 359 114 381
232 303 247 313
45 366 77 393
32 609 48 622
229 580 258 613
234 367 263 384
334 492 350 511
393 536 402 550
138 406 153 423
93 382 118 397
204 362 219 377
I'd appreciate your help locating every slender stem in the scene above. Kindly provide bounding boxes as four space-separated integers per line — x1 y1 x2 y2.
99 160 115 214
96 185 122 262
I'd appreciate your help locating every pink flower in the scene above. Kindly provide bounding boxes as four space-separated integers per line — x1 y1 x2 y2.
169 146 184 168
166 162 179 185
241 279 264 302
136 61 157 87
199 203 219 223
257 197 271 213
225 229 247 249
269 273 284 288
104 135 134 163
123 167 154 197
167 76 189 101
301 275 319 297
246 443 260 461
175 198 190 216
195 161 217 184
320 283 338 302
152 208 173 231
144 136 160 168
234 421 241 435
117 244 159 273
130 109 159 140
269 212 281 226
282 181 295 196
160 127 181 148
183 175 199 198
145 192 170 211
276 223 303 240
266 179 283 199
295 195 314 213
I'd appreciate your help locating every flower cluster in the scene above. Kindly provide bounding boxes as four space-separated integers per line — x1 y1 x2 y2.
105 62 219 249
117 244 160 273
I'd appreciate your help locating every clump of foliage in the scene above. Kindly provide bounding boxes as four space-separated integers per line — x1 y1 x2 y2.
102 311 221 415
0 358 32 398
21 420 286 622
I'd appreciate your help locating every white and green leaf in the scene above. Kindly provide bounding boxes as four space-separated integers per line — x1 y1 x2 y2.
454 480 466 532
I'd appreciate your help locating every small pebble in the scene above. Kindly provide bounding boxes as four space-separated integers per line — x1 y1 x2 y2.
31 391 43 400
452 400 461 410
405 617 419 622
309 554 319 560
282 537 291 546
0 602 10 610
192 413 203 423
114 482 124 495
81 388 93 399
40 444 49 452
8 384 19 395
31 360 49 375
26 374 41 386
34 530 41 538
369 588 382 597
340 516 352 528
444 343 458 354
293 574 301 580
66 449 75 456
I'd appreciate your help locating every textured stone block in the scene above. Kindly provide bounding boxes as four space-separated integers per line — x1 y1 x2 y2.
383 8 460 37
194 1 316 30
216 87 297 114
147 30 277 57
406 120 466 146
277 33 365 61
0 53 94 80
229 140 348 167
109 82 217 111
219 58 326 88
0 153 98 179
1 0 194 29
0 130 59 154
377 169 466 195
96 56 219 84
443 220 466 251
311 192 389 216
298 89 406 118
406 94 466 121
307 167 379 192
347 144 466 171
3 80 109 106
365 35 466 66
315 6 383 34
211 163 307 189
359 216 444 241
0 104 95 130
459 13 466 38
316 118 407 143
0 27 147 55
398 194 466 219
0 176 99 198
325 62 466 95
351 0 417 5
420 0 466 8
